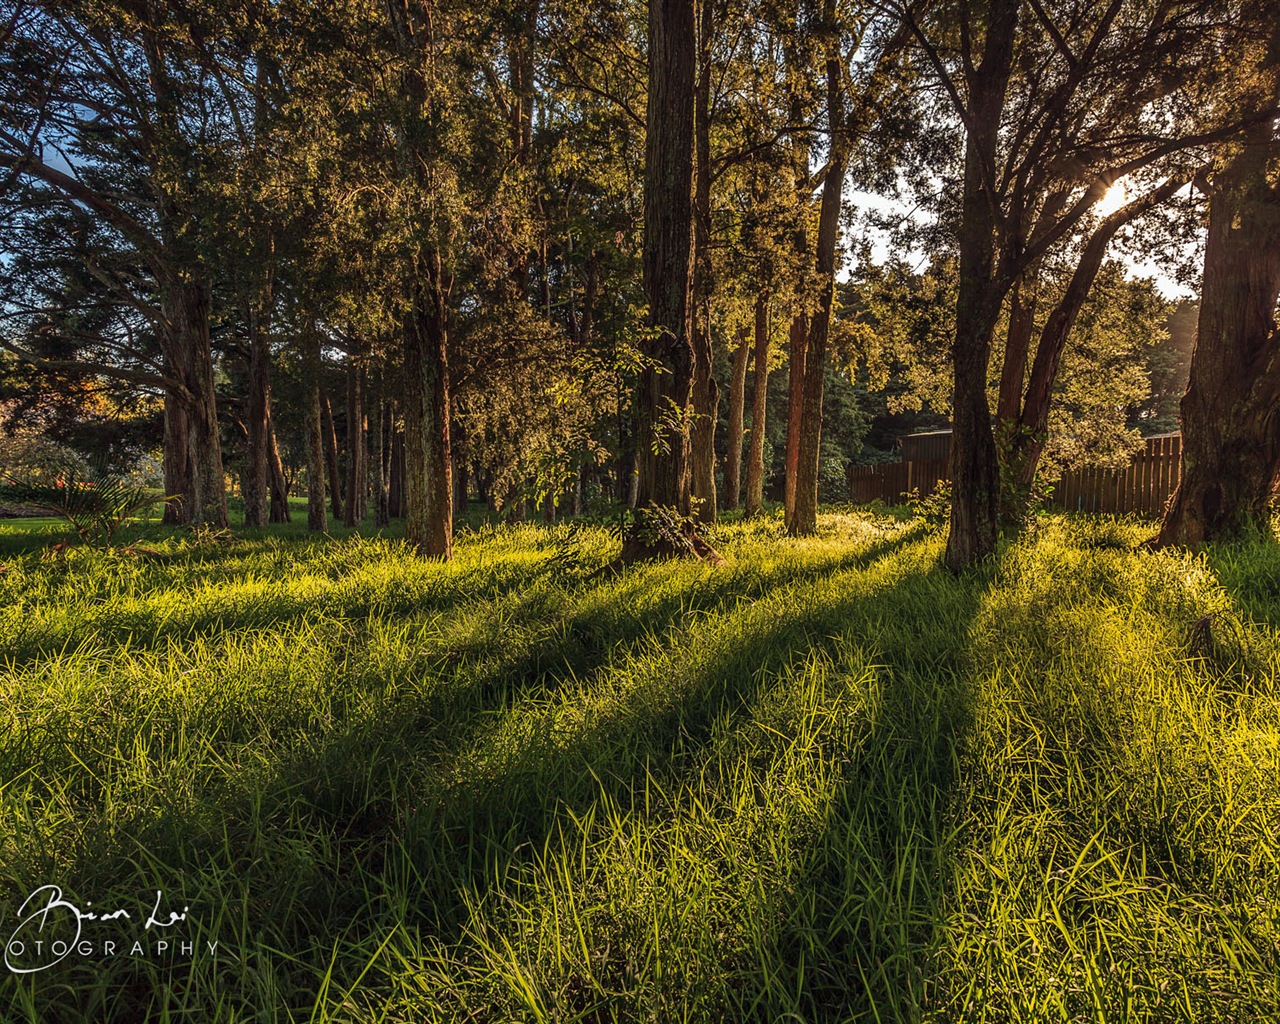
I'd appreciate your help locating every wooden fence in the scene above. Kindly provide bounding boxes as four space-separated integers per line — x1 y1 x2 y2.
847 432 1182 516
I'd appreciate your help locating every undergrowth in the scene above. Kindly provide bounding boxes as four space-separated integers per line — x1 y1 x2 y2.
0 511 1276 1022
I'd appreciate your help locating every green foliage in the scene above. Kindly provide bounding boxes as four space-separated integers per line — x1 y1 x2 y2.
1 513 1279 1020
0 473 170 549
905 478 951 529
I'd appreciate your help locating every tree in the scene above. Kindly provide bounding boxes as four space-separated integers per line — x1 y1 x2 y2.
623 0 699 558
1158 10 1280 546
0 2 232 525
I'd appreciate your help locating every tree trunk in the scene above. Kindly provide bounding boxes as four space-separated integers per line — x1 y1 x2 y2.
304 327 327 532
790 19 846 538
1158 122 1280 546
945 0 1019 571
266 409 290 523
160 277 227 528
452 418 469 515
688 0 717 524
321 391 344 523
243 302 271 528
744 292 770 518
995 271 1038 427
724 325 751 509
344 359 366 527
371 373 389 527
388 411 406 519
783 37 811 529
623 0 698 559
402 259 453 558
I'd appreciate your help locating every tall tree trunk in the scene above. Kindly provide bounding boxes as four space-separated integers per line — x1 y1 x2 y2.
402 261 453 558
790 14 845 538
371 371 389 527
243 302 271 527
344 358 366 527
945 0 1019 571
783 28 811 528
623 0 698 558
724 325 751 509
388 411 406 519
305 328 327 532
1158 121 1280 546
321 391 344 522
452 418 469 515
745 292 770 518
689 0 718 524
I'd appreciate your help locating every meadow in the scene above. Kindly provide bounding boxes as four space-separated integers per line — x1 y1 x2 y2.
0 507 1277 1022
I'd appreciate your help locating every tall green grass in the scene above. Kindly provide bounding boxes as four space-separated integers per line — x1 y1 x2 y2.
0 511 1276 1021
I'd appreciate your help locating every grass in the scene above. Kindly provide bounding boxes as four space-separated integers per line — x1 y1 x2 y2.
0 508 1277 1022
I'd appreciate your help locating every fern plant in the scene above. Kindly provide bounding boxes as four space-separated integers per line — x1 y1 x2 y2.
0 474 173 549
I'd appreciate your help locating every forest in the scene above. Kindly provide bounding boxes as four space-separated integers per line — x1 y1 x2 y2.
1 0 1280 1021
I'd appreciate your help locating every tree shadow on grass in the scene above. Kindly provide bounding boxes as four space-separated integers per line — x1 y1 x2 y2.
1 520 978 1023
1202 536 1280 629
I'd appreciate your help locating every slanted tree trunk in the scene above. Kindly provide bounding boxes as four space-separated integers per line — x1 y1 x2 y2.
266 409 291 523
402 261 453 558
744 292 770 518
304 328 327 532
1009 177 1186 492
995 270 1039 428
723 325 751 509
321 391 343 522
1158 121 1280 546
623 0 700 560
945 0 1019 570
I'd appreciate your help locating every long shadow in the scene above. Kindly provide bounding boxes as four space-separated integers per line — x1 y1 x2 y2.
1202 535 1280 629
0 522 926 674
0 522 956 1022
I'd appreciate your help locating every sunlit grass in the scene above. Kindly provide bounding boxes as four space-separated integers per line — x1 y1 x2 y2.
0 510 1277 1021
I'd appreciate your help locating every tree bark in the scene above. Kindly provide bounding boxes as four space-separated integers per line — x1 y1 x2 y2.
243 302 271 528
689 0 718 524
744 292 770 518
402 260 453 558
266 409 290 523
945 0 1019 571
160 277 228 528
344 358 366 527
790 13 846 538
321 391 344 522
724 325 751 509
371 371 389 527
388 410 406 519
623 0 698 559
304 327 327 532
1158 121 1280 546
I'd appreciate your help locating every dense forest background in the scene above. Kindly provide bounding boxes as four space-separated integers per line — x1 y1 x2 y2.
0 0 1275 563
